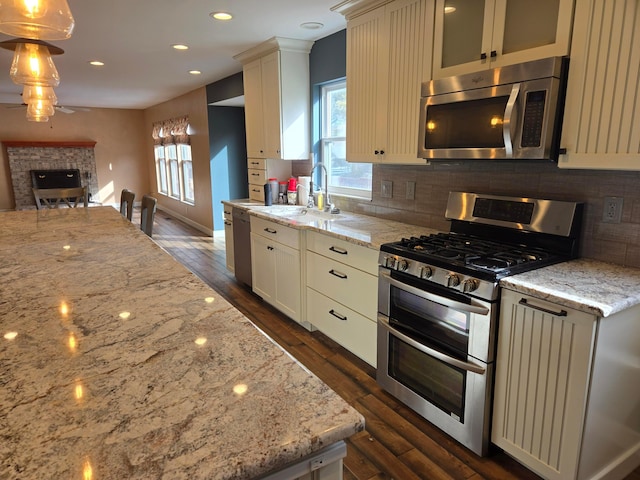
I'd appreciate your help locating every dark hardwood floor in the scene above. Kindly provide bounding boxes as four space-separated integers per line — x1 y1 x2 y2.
142 209 640 480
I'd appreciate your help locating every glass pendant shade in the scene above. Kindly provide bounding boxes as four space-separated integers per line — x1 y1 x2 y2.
22 84 57 104
9 41 60 86
0 0 75 40
26 112 49 122
27 98 56 117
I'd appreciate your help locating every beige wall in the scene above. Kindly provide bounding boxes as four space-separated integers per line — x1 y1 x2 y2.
143 87 212 232
0 105 148 210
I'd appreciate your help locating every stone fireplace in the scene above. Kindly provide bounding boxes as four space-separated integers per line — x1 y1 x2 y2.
4 141 99 210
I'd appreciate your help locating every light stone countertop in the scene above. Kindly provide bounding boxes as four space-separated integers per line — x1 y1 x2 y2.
0 207 364 479
222 199 441 249
499 258 640 317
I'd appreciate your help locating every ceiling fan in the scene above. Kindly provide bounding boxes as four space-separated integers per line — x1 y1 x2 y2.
4 103 90 114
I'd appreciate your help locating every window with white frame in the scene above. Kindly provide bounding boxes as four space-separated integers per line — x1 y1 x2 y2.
152 116 194 205
320 80 372 199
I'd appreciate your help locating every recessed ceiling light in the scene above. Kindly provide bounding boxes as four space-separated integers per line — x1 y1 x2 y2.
189 70 202 75
300 22 324 30
172 44 189 50
89 61 104 66
210 11 233 21
444 6 456 13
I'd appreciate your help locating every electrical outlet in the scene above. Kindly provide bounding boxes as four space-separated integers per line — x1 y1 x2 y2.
406 181 416 200
381 180 393 198
603 196 623 223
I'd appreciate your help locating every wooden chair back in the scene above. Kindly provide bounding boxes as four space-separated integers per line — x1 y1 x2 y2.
119 189 135 221
33 187 88 209
140 194 157 237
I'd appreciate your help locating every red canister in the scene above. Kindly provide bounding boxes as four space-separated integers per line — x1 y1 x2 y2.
287 177 297 192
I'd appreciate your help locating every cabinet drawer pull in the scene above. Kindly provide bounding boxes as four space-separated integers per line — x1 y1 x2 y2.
250 161 260 165
224 220 231 226
329 269 347 279
329 309 347 321
518 298 567 317
329 246 348 255
251 173 260 176
264 227 277 234
267 245 274 251
252 188 261 192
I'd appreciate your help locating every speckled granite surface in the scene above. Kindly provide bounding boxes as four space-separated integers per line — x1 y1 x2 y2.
0 207 364 480
500 258 640 317
222 200 441 249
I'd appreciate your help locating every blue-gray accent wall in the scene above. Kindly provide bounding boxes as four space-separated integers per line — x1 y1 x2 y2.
206 73 248 231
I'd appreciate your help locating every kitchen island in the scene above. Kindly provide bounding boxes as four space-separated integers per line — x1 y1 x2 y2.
0 207 364 479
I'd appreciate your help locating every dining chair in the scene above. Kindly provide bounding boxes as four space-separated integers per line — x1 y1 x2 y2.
140 194 157 237
119 188 135 221
33 187 88 209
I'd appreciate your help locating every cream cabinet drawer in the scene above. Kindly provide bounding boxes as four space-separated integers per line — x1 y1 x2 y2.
248 168 267 185
306 231 378 276
247 158 266 169
248 184 264 202
306 251 377 320
307 288 376 367
250 216 300 250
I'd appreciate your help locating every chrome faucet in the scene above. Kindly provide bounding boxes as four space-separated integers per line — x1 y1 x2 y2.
309 162 330 211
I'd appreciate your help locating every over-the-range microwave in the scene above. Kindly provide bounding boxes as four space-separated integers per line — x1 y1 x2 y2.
417 57 569 161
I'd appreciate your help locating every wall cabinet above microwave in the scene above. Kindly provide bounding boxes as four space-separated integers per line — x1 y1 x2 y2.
234 37 313 160
432 0 575 79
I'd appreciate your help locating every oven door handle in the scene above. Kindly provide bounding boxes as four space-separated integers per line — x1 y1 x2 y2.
381 270 489 315
381 317 486 375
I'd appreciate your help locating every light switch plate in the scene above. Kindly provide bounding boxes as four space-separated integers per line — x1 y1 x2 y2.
406 181 416 200
381 180 393 198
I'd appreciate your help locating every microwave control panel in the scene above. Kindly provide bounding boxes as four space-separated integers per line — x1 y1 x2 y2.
521 90 547 148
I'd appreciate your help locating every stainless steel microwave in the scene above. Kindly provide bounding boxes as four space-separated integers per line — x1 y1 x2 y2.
418 57 569 161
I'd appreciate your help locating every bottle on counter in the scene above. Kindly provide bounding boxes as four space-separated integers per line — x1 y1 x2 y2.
263 182 272 206
268 178 278 204
316 191 324 211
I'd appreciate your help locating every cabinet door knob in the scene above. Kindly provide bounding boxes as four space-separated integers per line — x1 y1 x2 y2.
480 52 487 60
490 50 497 58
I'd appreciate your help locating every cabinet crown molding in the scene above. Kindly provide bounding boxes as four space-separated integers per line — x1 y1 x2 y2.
331 0 394 19
234 36 315 65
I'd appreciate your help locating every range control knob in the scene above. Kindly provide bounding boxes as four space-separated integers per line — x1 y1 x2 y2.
396 259 409 271
462 279 479 293
446 273 461 288
419 266 433 279
384 256 396 269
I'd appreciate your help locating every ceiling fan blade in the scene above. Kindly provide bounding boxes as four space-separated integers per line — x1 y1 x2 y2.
56 106 76 114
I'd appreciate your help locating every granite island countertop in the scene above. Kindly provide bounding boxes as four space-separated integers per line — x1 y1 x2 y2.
0 207 364 479
500 258 640 317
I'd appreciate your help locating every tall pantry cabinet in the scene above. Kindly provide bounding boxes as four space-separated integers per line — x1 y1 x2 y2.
332 0 434 164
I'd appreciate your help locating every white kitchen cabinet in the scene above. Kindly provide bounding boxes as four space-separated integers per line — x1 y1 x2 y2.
246 157 291 203
432 0 575 79
558 0 640 170
334 0 434 164
235 37 313 160
250 216 307 328
305 231 379 366
493 289 640 480
223 207 234 273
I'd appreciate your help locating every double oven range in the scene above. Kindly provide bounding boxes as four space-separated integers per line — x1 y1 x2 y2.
377 192 583 456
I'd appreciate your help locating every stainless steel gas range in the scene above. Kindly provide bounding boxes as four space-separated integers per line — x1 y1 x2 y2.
377 192 583 456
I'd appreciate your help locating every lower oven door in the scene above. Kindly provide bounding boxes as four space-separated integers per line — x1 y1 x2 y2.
378 316 493 456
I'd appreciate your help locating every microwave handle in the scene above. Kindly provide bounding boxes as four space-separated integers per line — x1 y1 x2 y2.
503 83 520 157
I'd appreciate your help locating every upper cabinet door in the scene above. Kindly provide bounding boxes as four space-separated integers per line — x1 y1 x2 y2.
558 0 640 170
243 58 266 158
344 0 434 164
433 0 574 79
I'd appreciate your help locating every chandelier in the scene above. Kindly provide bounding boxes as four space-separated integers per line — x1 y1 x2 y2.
0 0 75 40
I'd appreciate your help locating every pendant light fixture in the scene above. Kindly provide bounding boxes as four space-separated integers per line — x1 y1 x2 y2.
0 0 75 40
0 38 63 86
22 84 57 103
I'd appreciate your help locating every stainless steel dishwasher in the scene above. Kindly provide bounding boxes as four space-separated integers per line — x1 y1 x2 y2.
232 207 252 287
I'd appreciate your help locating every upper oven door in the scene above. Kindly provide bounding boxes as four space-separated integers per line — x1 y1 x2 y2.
378 267 496 363
417 77 560 160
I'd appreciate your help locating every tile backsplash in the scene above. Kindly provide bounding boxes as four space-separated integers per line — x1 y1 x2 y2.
330 161 640 269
